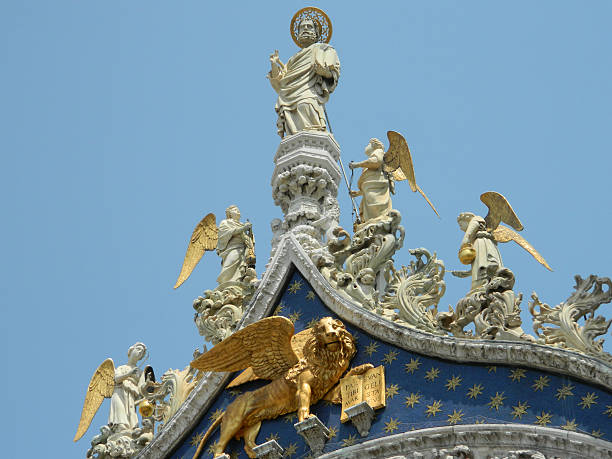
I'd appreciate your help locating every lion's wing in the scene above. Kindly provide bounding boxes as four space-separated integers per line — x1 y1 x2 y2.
191 317 299 380
226 326 314 387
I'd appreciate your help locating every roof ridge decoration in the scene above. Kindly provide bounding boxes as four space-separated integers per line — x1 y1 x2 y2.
136 235 612 459
76 7 612 459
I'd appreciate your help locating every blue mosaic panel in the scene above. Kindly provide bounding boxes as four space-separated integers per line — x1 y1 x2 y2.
172 268 612 459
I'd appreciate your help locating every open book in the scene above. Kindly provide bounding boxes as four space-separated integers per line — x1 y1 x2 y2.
340 365 386 422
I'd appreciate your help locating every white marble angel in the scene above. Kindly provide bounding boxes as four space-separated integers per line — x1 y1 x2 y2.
349 131 439 225
173 205 255 289
454 191 552 292
74 342 150 442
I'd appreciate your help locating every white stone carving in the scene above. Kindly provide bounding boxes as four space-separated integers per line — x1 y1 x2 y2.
344 401 375 437
529 274 612 362
86 418 154 459
271 131 342 256
294 415 330 456
253 440 284 459
381 248 446 334
317 425 612 459
144 349 204 430
268 20 340 138
136 236 612 459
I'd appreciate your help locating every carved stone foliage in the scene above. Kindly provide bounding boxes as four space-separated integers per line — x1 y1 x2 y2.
380 248 446 334
318 212 447 335
193 272 258 345
271 131 342 256
144 351 204 430
321 211 405 310
529 274 612 362
86 419 154 459
438 267 533 342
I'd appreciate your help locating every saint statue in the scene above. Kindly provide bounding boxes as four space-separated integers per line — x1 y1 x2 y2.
268 10 340 138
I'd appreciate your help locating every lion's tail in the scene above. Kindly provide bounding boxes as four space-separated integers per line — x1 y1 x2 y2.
192 412 224 459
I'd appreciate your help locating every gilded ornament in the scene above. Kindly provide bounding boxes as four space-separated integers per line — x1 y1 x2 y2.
138 400 154 418
535 411 553 426
404 392 422 408
447 409 464 425
579 392 598 409
404 358 421 374
487 392 506 411
467 383 484 399
290 7 332 48
511 401 530 420
425 400 443 417
458 242 476 265
173 213 218 289
189 316 369 459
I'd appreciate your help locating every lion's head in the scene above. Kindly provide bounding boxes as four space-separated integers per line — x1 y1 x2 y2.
304 317 356 364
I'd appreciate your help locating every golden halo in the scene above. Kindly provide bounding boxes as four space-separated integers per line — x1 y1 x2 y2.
290 7 332 48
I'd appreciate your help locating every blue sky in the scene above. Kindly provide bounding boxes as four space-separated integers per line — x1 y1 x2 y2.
2 1 611 457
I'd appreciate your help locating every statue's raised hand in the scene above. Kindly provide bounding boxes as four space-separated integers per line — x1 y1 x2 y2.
269 50 280 65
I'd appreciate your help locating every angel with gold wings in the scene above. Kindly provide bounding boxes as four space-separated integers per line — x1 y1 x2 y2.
349 131 438 225
174 205 255 289
454 191 552 292
74 342 151 443
189 316 371 459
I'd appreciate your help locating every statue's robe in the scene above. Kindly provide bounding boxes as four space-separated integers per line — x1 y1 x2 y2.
357 149 392 223
109 365 142 430
463 216 503 291
270 43 340 138
216 218 248 284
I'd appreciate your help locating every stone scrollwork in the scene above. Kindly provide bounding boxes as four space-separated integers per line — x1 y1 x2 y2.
438 267 534 342
193 278 257 345
144 349 204 430
86 419 155 459
529 274 612 362
381 248 446 335
323 210 405 311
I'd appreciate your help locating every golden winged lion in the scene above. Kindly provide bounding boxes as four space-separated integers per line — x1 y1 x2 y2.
190 316 372 459
174 205 255 289
455 191 552 291
349 131 439 225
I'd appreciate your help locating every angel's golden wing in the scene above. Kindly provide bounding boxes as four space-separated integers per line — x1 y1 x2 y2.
191 317 299 380
173 213 219 289
480 191 523 232
492 225 552 271
227 326 314 388
74 358 115 442
384 131 439 217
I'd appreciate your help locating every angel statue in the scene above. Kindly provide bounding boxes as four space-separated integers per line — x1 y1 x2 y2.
349 131 439 227
174 205 255 289
74 343 152 446
440 192 551 341
268 8 340 138
189 316 372 458
454 191 552 292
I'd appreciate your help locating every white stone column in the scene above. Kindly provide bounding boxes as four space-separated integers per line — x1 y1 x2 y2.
271 131 342 254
